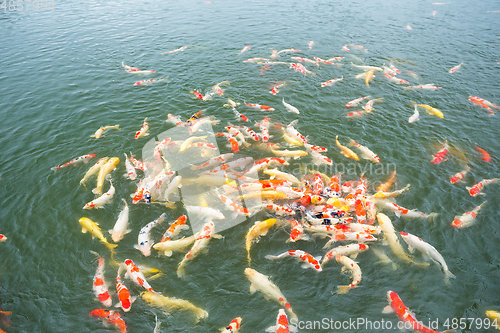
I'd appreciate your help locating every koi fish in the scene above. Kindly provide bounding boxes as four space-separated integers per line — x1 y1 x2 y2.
336 136 359 161
277 48 301 55
287 218 309 242
154 233 198 257
384 73 409 84
409 104 420 123
231 108 248 122
122 62 139 71
466 178 499 196
449 166 470 184
349 139 380 162
245 219 278 264
314 57 335 65
448 62 464 73
372 184 411 199
335 255 362 294
51 153 96 171
161 215 188 242
346 110 367 118
245 268 297 320
386 202 437 219
269 81 289 95
469 96 500 110
342 44 350 52
327 56 345 62
90 251 112 307
115 265 134 312
267 309 298 333
362 98 383 112
190 90 204 99
84 181 115 209
346 96 370 108
365 70 374 86
135 213 166 257
129 153 146 171
133 77 168 86
412 102 444 118
216 132 240 152
266 250 322 272
308 40 314 50
321 76 343 87
238 44 250 55
451 201 487 229
475 146 491 162
212 80 230 96
79 217 117 252
256 117 271 142
383 291 451 333
377 170 396 192
124 259 155 292
80 157 109 186
161 46 187 55
431 140 449 164
135 118 149 139
140 291 208 323
286 120 307 144
400 232 455 282
89 309 128 333
405 83 441 90
244 57 270 63
0 235 6 242
321 244 369 268
179 135 207 152
289 62 315 75
178 221 222 278
222 317 242 333
91 125 120 139
351 63 383 71
245 103 275 111
92 157 120 195
191 153 235 170
122 153 137 180
217 191 250 216
291 56 319 66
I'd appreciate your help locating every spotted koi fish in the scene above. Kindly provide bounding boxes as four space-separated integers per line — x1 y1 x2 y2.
335 255 362 294
256 117 270 142
466 178 499 196
216 132 240 152
90 251 112 307
135 213 166 257
124 259 155 293
431 140 449 164
51 153 96 171
116 265 134 312
266 250 322 272
245 103 275 111
222 317 242 333
321 243 369 268
449 166 470 184
90 309 128 333
161 215 188 242
134 118 149 139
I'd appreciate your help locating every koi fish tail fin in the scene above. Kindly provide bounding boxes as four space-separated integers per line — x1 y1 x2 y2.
106 242 118 253
50 166 59 171
445 269 456 280
92 187 101 195
194 309 209 324
427 212 438 222
264 255 279 260
177 262 186 279
336 285 352 294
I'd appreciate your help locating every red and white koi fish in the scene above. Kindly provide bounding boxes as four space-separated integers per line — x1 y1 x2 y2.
349 139 380 163
342 44 350 52
124 259 155 292
90 309 128 333
287 218 309 242
225 126 250 147
467 178 499 196
310 150 333 166
269 81 288 95
321 76 343 87
475 146 491 162
266 250 322 272
153 138 171 162
244 57 270 63
268 309 297 333
448 62 464 73
122 62 139 71
135 118 149 139
384 73 409 84
314 57 340 65
383 65 397 76
84 181 115 209
431 141 449 164
236 125 260 141
289 62 315 75
351 44 368 51
238 44 250 55
324 231 377 248
291 56 319 66
327 56 345 62
133 77 168 86
386 202 437 219
260 204 295 216
400 232 455 282
217 191 250 216
286 120 307 144
450 166 470 184
178 221 222 278
190 90 204 99
191 153 234 170
256 117 271 142
245 102 275 111
135 213 166 257
335 255 362 294
129 153 146 171
161 46 187 55
312 173 324 196
351 63 383 71
451 201 487 229
245 268 298 321
0 235 6 242
308 40 314 50
51 153 96 171
405 83 442 90
277 48 301 55
90 251 112 307
304 143 327 153
216 132 240 152
383 291 453 333
362 97 383 113
389 62 400 74
222 317 242 333
354 198 366 224
212 80 230 96
321 244 369 267
282 98 300 114
346 110 368 118
161 215 188 242
116 265 134 312
231 108 248 122
122 153 137 180
469 96 500 110
469 98 494 115
346 96 370 108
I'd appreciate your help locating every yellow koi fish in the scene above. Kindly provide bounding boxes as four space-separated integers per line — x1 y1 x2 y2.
140 291 208 324
245 219 278 264
335 136 359 161
412 101 444 118
93 157 119 195
80 157 109 186
79 217 117 252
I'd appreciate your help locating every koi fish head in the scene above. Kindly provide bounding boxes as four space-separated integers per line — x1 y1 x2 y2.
450 219 463 228
89 309 110 319
387 291 406 316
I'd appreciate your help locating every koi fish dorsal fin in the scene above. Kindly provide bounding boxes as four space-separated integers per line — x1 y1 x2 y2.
382 305 394 314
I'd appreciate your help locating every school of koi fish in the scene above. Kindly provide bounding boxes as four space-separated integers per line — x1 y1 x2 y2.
3 38 497 333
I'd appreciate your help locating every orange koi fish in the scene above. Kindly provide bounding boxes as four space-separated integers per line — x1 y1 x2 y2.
90 309 128 333
116 265 134 312
475 146 491 162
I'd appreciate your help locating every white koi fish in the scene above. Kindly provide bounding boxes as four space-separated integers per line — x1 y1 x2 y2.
83 181 115 209
277 48 301 55
51 153 96 171
384 73 409 84
135 213 166 257
451 201 487 229
163 176 182 202
90 251 112 307
321 243 369 267
291 56 319 66
321 76 343 87
310 150 333 166
335 255 362 294
245 268 297 320
91 125 120 139
282 98 300 114
266 250 322 272
400 231 455 283
162 46 187 55
135 118 149 139
346 96 370 108
122 153 137 180
405 83 442 90
408 104 420 123
133 77 168 86
244 57 270 63
385 202 437 219
448 62 464 73
349 139 380 163
185 205 225 220
124 259 155 292
351 62 383 71
154 233 198 257
286 120 307 144
308 40 314 50
177 221 222 278
109 199 131 243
